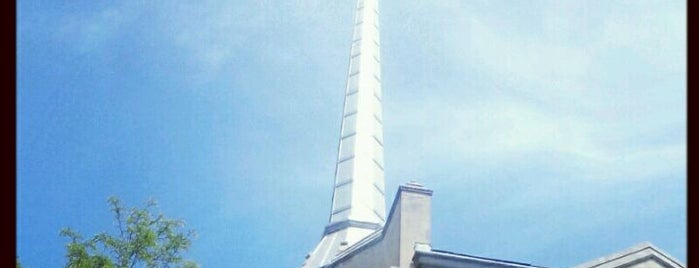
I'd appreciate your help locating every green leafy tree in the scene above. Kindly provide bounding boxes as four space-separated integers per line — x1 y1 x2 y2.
60 197 198 268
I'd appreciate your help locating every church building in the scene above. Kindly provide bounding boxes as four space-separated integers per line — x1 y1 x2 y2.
301 0 685 267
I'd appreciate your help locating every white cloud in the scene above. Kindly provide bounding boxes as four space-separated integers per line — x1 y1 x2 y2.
376 17 684 256
595 2 686 71
468 18 592 94
389 91 684 184
588 143 686 181
384 0 686 182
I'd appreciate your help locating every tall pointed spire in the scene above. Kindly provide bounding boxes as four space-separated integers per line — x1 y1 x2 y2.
302 0 384 267
330 0 385 230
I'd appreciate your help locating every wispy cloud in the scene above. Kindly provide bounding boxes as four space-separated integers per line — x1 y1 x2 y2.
468 18 592 94
157 0 355 85
385 1 685 186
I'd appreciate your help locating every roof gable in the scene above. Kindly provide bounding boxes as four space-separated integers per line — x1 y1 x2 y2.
572 242 685 268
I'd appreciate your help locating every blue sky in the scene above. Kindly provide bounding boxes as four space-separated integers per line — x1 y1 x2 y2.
17 1 685 267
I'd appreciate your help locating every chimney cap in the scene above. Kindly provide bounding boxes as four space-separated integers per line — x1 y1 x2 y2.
406 180 424 187
399 181 433 195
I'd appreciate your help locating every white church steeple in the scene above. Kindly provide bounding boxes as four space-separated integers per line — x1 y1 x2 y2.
303 0 385 266
329 0 385 230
